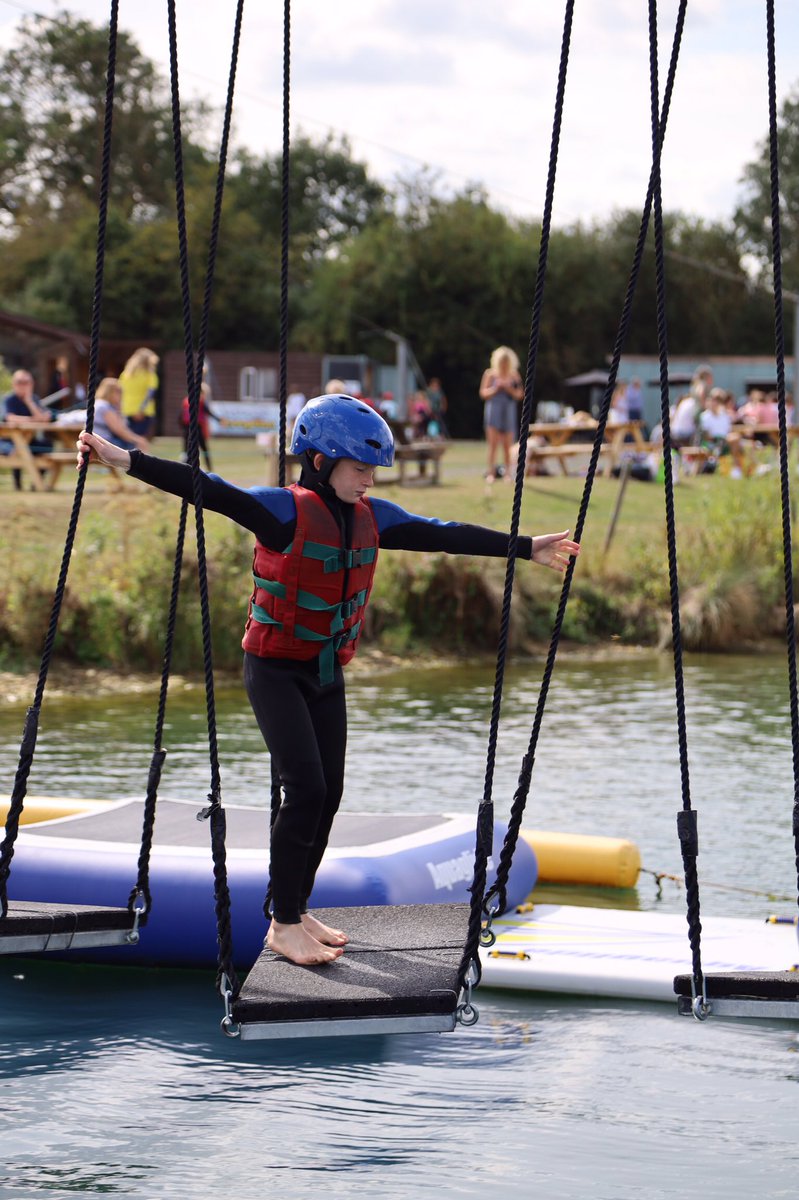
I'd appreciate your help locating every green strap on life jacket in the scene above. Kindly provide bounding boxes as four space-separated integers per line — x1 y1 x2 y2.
281 539 377 574
250 600 361 685
251 573 369 685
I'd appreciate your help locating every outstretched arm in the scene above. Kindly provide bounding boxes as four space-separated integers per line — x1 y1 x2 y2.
75 431 295 548
372 498 580 567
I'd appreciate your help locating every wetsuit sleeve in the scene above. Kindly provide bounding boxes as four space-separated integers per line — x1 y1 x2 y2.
371 498 533 559
126 450 296 549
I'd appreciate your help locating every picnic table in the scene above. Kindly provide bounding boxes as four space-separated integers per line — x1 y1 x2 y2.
0 422 124 491
726 423 799 476
527 419 647 477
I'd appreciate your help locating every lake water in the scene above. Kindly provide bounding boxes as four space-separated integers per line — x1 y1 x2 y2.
1 653 798 1199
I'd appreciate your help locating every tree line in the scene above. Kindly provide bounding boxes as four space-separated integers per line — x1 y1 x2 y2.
0 13 795 435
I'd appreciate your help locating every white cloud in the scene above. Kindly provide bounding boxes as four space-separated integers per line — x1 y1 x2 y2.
0 0 797 225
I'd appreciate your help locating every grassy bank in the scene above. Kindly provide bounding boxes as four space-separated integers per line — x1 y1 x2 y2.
0 437 793 674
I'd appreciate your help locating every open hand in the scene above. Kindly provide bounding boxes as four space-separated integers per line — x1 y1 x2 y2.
76 430 131 472
532 530 580 572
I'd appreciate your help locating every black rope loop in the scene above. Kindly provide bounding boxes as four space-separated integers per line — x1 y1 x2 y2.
166 0 242 994
765 0 799 910
476 0 688 928
643 0 703 994
131 0 244 926
264 0 292 921
0 2 120 915
458 0 575 991
278 0 291 488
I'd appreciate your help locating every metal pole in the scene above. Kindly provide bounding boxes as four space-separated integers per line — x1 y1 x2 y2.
396 337 409 421
602 457 632 559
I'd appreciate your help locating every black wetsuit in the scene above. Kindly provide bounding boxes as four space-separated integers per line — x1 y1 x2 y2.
127 450 534 923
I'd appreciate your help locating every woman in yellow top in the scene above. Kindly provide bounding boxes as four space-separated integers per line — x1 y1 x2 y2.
120 347 159 441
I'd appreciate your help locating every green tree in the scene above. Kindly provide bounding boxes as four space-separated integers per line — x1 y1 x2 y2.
295 182 542 435
295 180 775 435
229 133 386 271
0 10 210 221
735 84 799 295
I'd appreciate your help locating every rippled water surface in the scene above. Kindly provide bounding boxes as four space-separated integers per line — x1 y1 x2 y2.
1 653 798 1198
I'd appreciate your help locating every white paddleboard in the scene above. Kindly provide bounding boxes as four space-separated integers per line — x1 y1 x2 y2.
479 905 799 1003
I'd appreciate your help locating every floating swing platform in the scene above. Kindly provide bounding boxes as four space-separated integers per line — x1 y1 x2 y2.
0 900 137 955
674 971 799 1019
232 903 470 1040
1 797 537 967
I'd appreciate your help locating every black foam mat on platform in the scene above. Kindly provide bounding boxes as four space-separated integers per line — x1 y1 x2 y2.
0 901 135 954
674 971 799 1001
674 971 799 1018
232 903 469 1028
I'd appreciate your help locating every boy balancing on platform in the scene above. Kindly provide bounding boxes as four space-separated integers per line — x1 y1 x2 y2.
77 395 579 966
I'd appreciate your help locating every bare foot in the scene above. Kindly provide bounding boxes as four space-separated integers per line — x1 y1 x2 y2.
301 912 349 946
267 919 344 965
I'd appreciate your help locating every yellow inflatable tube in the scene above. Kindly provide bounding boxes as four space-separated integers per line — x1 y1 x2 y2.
522 829 641 889
0 796 109 825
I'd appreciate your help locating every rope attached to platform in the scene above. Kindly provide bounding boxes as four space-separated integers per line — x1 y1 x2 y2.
0 1 120 918
129 0 245 928
765 0 799 914
165 0 241 997
457 0 575 998
265 0 292 923
643 0 706 1014
461 0 688 982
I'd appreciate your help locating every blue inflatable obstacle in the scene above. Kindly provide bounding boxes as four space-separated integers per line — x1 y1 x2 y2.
7 799 538 968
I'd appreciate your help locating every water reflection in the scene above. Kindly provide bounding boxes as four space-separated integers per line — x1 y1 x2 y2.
3 654 799 1197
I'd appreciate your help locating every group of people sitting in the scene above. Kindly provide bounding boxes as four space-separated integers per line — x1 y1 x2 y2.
1 348 159 489
667 367 792 476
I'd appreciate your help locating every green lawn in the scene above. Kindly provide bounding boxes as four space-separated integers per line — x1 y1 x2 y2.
0 435 792 668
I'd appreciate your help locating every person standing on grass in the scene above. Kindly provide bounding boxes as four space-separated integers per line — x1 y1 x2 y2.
120 348 159 442
480 347 524 482
76 394 579 967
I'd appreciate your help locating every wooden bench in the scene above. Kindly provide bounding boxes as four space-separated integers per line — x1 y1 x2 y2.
263 442 448 487
0 450 125 492
379 442 448 486
48 451 126 492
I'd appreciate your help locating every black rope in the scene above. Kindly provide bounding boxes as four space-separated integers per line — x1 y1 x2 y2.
264 0 292 921
480 0 688 922
128 500 187 918
166 0 239 996
278 0 291 489
765 0 799 908
645 0 703 999
130 0 244 928
0 1 120 918
457 0 574 990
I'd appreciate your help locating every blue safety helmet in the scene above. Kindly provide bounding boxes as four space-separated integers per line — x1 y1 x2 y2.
290 394 395 467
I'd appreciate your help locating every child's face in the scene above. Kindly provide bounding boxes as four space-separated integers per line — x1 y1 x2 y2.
328 457 376 503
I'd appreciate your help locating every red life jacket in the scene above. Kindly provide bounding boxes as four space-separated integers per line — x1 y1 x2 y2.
180 395 209 439
242 484 379 684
